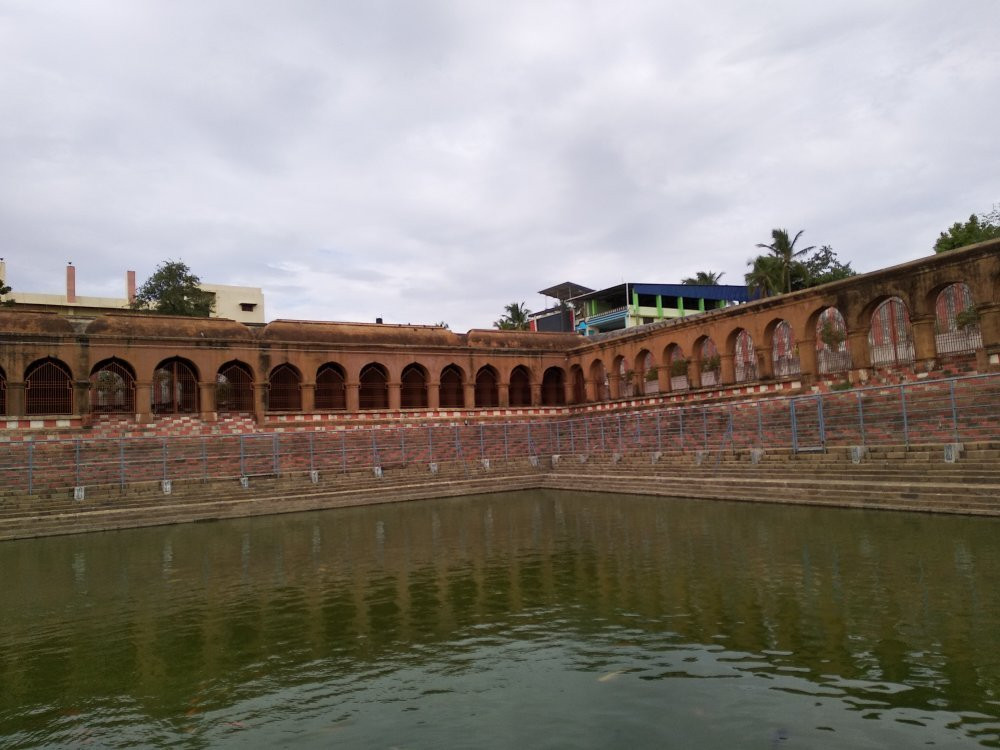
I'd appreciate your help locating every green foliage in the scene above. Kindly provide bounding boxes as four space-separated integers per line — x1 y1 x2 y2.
682 271 725 285
956 307 980 330
934 208 1000 253
819 321 846 349
0 276 12 306
746 234 854 297
131 260 215 317
644 367 659 381
493 301 531 330
701 354 721 372
670 358 689 377
829 380 853 392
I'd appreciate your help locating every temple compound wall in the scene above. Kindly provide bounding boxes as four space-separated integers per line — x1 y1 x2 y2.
0 241 998 436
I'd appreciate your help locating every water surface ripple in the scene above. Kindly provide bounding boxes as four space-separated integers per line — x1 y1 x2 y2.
1 490 999 748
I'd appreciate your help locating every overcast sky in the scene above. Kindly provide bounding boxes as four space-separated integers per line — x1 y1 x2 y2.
2 1 998 331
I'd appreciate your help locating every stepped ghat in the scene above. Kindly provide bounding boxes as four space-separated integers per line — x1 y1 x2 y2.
1 241 999 538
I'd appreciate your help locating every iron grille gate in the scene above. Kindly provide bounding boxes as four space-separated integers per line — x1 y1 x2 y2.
790 395 825 453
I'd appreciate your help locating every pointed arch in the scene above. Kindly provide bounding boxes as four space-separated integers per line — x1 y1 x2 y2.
439 364 465 408
589 359 610 401
731 329 757 383
571 364 585 403
268 363 301 412
509 365 532 406
696 337 720 387
359 363 388 410
315 363 347 411
541 367 565 406
769 320 800 378
868 297 914 366
90 357 136 413
475 365 499 408
152 357 199 414
25 358 73 415
934 282 983 355
400 363 429 409
612 354 629 398
217 360 254 413
815 307 851 374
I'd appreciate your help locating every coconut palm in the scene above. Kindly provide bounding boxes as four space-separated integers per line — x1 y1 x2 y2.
755 229 815 294
745 255 784 298
681 271 725 285
494 302 531 330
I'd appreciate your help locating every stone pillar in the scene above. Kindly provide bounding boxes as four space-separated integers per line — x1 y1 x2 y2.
978 303 1000 371
301 382 316 413
911 314 937 366
498 382 510 408
530 383 542 407
563 377 575 405
719 354 735 385
756 346 774 380
427 381 440 410
345 382 360 412
387 382 401 411
796 340 818 381
463 382 476 409
198 381 217 421
73 380 90 417
847 329 871 370
253 383 268 424
584 378 597 402
134 381 152 423
688 360 702 389
6 382 25 418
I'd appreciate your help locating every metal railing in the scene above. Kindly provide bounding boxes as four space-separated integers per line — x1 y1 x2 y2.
2 373 999 496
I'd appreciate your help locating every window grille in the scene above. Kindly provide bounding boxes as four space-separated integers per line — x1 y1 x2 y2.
152 359 198 414
359 364 388 410
217 361 254 413
439 365 464 408
771 320 801 378
400 365 428 409
614 356 631 398
935 283 982 355
816 307 852 374
869 297 914 367
315 364 346 410
90 359 136 413
475 368 499 407
734 330 757 383
541 367 565 406
25 358 74 415
509 366 531 406
268 364 301 412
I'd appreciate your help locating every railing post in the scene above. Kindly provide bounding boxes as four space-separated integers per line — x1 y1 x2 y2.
616 414 623 453
856 390 866 447
570 420 576 454
370 428 378 469
949 379 960 443
900 384 909 449
757 401 764 448
340 431 347 473
400 426 406 463
479 423 485 459
655 411 662 452
308 432 315 474
428 425 434 463
119 437 126 490
201 437 208 481
161 438 168 482
273 433 280 475
790 399 799 454
239 434 245 476
679 408 685 449
701 407 708 449
75 439 81 487
27 443 34 494
503 422 509 462
817 395 826 447
585 418 590 453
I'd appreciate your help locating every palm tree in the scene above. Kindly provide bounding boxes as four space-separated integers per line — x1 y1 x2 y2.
755 229 814 294
744 255 783 298
494 302 531 330
681 271 725 285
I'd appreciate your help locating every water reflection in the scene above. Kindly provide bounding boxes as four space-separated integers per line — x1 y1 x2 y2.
1 491 999 748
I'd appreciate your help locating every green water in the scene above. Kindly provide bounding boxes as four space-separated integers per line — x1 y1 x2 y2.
1 491 999 749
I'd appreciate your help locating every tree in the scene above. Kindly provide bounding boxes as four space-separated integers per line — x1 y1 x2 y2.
801 245 855 286
744 255 784 297
493 302 531 330
681 271 725 285
934 208 1000 253
756 228 815 294
130 260 215 317
0 276 12 306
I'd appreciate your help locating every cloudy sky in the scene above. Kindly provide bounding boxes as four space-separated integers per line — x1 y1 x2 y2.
2 1 998 331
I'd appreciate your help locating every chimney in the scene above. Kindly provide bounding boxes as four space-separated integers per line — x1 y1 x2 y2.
127 270 136 304
66 263 76 303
